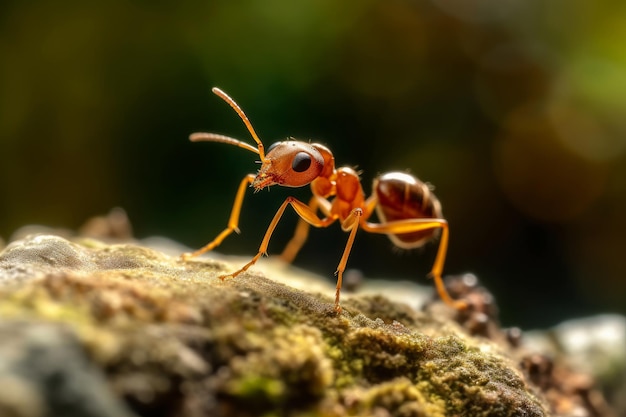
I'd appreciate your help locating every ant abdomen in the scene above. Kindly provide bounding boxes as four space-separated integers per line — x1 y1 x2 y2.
374 172 443 249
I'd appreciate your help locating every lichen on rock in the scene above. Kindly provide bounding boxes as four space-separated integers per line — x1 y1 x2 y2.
0 233 611 416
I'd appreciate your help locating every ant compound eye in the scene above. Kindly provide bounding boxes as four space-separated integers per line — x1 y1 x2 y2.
267 142 282 154
256 142 323 187
292 152 312 172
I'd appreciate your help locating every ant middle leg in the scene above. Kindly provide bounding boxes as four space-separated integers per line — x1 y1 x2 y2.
279 196 326 263
332 208 363 312
221 196 336 280
181 174 255 261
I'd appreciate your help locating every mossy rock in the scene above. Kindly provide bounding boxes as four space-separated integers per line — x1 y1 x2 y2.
0 234 565 416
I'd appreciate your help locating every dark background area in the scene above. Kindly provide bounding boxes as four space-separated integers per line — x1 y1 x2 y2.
1 0 625 328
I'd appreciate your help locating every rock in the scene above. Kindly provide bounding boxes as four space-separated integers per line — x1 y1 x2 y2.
0 321 136 417
525 315 626 417
0 234 615 416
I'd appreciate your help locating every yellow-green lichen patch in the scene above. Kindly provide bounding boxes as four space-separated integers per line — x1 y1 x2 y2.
342 377 447 417
221 325 334 414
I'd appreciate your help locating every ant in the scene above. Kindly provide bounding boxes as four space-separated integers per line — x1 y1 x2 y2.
181 87 467 312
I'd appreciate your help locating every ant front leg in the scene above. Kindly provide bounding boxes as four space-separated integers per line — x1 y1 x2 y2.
181 174 255 261
221 196 336 280
362 219 467 310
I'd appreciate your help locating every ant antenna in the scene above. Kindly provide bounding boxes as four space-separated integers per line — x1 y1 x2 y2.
189 133 260 155
212 87 266 161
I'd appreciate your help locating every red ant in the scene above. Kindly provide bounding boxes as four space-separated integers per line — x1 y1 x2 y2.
181 87 467 312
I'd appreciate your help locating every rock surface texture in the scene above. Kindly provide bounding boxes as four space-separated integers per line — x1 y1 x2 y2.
0 234 616 417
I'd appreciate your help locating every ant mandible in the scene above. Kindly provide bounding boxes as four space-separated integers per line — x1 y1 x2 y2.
181 87 467 312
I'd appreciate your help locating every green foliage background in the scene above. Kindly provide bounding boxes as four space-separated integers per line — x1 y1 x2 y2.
1 0 625 327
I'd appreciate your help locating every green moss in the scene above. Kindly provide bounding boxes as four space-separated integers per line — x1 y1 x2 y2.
347 377 447 417
226 374 286 406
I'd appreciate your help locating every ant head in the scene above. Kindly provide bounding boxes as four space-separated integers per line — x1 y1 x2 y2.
252 141 324 190
191 88 331 191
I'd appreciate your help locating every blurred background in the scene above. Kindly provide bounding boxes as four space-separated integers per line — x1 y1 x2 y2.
1 0 624 328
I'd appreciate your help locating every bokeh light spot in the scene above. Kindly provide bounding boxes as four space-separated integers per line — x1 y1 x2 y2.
494 106 608 222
